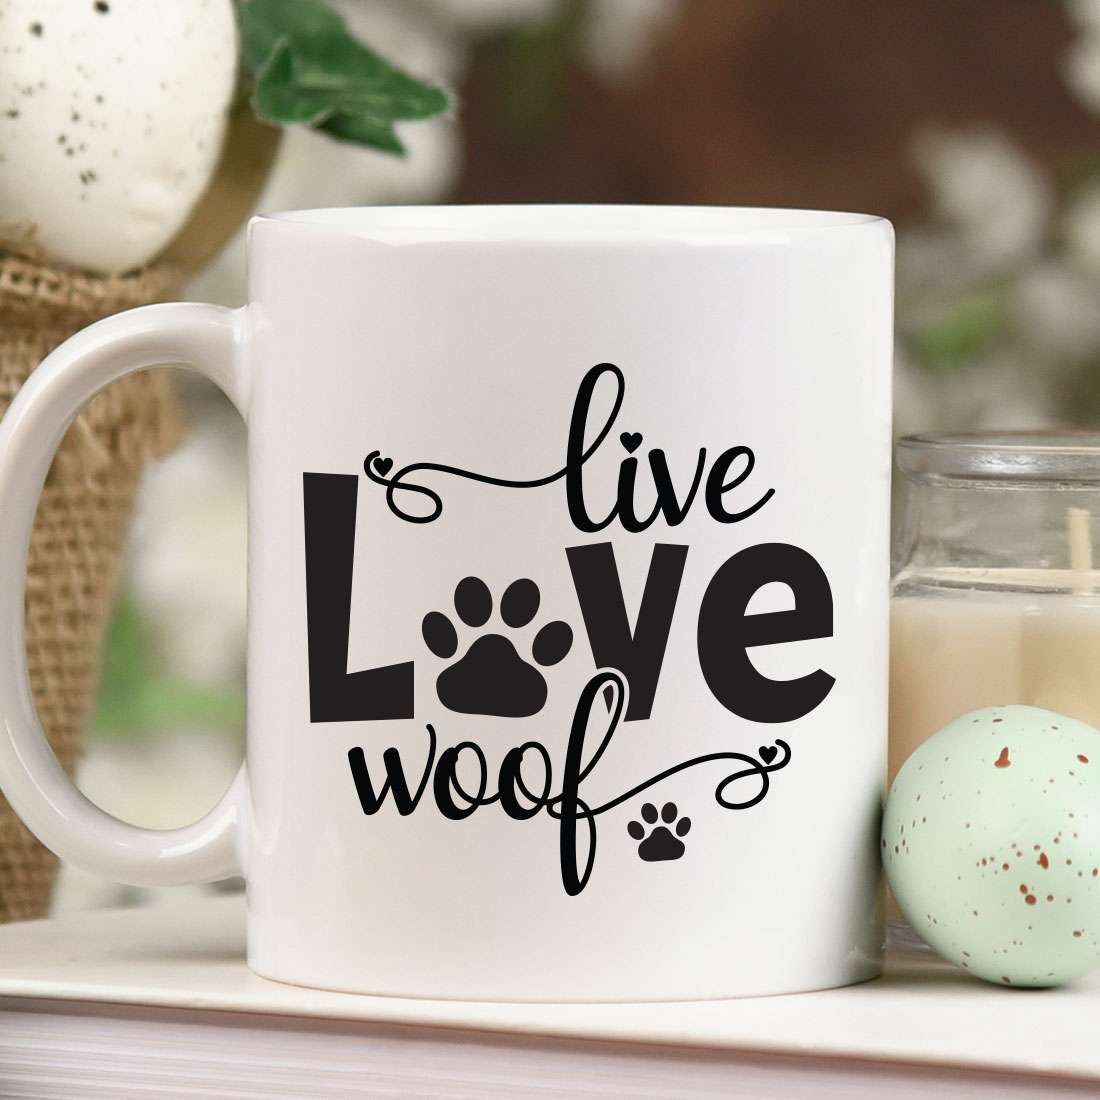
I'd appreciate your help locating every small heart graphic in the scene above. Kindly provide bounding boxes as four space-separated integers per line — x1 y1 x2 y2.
759 745 778 765
373 456 394 477
620 432 643 453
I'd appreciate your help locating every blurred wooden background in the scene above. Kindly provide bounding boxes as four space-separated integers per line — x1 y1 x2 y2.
456 0 1094 222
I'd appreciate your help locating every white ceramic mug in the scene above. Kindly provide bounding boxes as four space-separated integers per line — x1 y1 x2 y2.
0 206 893 1000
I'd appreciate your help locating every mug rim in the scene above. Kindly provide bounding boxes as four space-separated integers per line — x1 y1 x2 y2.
249 204 889 244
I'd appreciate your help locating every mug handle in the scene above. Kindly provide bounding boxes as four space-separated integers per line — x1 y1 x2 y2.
0 301 247 885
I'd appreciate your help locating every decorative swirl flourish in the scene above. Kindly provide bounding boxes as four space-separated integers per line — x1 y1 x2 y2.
363 362 626 523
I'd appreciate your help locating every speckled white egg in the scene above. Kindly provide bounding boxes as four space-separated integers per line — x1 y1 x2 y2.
884 705 1100 987
0 0 237 274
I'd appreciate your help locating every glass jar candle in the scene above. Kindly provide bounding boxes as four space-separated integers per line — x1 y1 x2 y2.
890 431 1100 786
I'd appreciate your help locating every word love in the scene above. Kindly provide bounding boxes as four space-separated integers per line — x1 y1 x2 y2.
347 671 792 895
362 362 775 529
304 360 834 725
303 474 835 725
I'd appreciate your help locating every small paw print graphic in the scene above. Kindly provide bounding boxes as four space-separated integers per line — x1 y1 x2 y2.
422 577 573 717
628 802 691 862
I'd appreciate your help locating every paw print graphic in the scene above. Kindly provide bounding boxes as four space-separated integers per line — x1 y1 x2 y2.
628 802 691 862
422 576 573 717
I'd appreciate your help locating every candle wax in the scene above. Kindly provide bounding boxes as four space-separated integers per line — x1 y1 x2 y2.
889 578 1100 788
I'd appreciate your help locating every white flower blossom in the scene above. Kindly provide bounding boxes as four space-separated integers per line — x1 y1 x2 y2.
1065 0 1100 31
333 0 468 84
1063 185 1100 275
892 348 940 439
580 0 680 81
1012 259 1100 366
126 410 247 687
911 128 1053 276
896 225 987 322
1062 0 1100 113
1064 33 1100 112
894 4 1100 439
924 353 1059 434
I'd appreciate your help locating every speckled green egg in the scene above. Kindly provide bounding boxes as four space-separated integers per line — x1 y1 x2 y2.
883 705 1100 987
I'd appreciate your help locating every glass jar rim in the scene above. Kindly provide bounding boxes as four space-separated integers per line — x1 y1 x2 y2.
897 430 1100 484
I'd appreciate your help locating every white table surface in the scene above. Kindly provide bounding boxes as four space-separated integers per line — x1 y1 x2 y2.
0 895 1096 1080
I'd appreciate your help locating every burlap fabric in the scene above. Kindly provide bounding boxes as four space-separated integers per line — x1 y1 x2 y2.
0 252 185 921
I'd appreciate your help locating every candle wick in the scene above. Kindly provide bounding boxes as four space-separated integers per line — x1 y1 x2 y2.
1068 506 1093 594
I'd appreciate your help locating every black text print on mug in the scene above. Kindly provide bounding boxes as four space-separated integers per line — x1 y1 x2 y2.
301 362 831 894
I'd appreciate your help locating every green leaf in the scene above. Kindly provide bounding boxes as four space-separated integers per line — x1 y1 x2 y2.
92 593 245 743
493 0 586 140
237 0 451 155
902 281 1013 376
238 0 345 73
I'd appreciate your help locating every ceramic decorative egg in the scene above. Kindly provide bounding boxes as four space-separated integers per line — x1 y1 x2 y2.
0 0 237 274
884 705 1100 986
